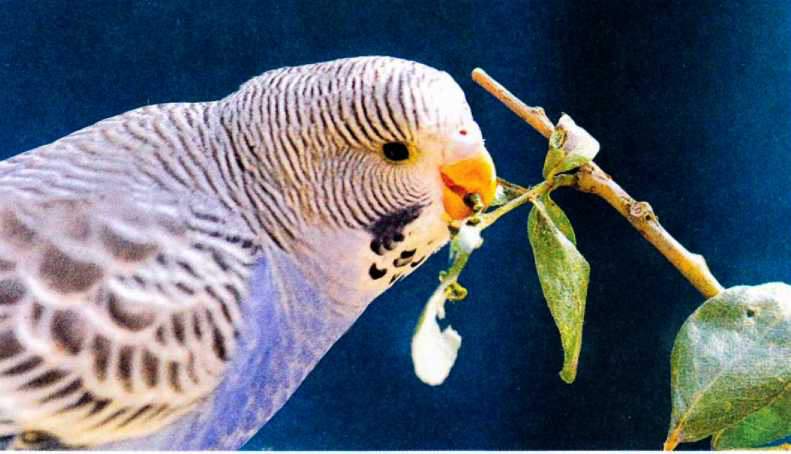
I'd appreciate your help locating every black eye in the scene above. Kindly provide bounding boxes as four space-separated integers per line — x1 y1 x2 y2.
382 142 410 162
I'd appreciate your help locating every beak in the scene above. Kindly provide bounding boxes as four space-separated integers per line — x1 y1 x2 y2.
440 149 497 220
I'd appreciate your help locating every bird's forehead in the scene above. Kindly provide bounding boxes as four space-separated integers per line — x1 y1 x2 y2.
350 57 475 136
416 74 474 131
249 56 477 141
400 66 472 118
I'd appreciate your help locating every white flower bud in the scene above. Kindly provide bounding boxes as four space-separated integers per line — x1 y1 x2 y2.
456 224 483 253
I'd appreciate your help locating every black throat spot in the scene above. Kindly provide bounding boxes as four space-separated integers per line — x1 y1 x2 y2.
367 204 423 256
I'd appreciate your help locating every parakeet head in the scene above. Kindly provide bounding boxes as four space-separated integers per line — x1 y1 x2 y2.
222 56 496 306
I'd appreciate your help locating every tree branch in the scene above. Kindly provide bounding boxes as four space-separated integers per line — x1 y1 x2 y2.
472 69 555 138
472 68 724 299
575 163 723 298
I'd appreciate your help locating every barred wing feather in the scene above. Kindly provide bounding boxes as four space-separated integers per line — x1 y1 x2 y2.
0 195 252 447
103 248 355 449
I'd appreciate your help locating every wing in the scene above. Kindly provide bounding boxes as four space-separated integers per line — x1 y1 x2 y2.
0 193 255 447
100 243 366 450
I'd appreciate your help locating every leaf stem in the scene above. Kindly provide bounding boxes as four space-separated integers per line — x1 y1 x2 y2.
663 428 681 451
477 175 576 230
445 247 472 286
472 68 724 299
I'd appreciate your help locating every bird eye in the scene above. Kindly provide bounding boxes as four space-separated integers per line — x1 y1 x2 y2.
382 142 410 162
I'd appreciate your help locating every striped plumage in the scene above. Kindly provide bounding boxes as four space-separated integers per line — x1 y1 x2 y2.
0 56 495 448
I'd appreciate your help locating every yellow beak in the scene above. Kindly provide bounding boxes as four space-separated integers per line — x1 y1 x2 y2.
440 151 497 220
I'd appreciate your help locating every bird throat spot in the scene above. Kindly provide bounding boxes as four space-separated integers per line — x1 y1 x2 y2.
366 204 424 282
367 204 423 257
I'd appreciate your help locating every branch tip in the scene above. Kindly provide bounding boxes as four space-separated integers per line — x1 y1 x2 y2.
471 68 554 138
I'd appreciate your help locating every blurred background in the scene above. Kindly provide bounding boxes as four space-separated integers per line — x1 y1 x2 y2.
0 0 789 450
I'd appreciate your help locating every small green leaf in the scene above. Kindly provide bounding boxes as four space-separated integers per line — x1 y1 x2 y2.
665 283 791 450
542 128 568 179
541 114 600 180
527 196 589 384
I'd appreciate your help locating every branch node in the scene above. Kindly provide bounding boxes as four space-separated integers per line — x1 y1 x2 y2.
690 253 708 270
629 201 657 223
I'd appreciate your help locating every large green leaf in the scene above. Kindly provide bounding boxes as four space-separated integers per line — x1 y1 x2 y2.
711 391 791 449
665 283 791 450
527 194 589 384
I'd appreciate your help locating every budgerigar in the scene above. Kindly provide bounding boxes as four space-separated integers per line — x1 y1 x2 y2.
0 56 496 449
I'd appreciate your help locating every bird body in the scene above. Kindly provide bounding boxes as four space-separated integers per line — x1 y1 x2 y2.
0 56 496 448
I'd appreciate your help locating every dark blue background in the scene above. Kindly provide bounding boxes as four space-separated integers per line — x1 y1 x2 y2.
1 0 789 450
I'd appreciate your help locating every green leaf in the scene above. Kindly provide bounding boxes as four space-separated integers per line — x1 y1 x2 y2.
527 195 589 384
665 283 791 450
711 391 791 450
542 114 600 179
543 193 576 245
542 128 568 179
